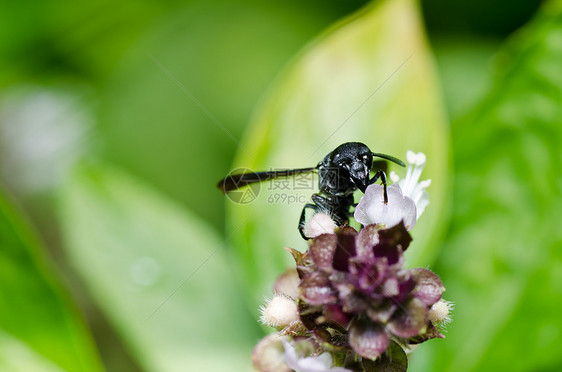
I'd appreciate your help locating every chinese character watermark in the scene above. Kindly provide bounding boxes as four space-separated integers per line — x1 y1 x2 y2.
224 167 346 205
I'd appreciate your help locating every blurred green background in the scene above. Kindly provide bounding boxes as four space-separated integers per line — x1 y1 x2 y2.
1 0 561 371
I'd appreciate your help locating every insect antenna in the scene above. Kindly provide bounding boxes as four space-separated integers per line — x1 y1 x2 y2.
371 152 405 167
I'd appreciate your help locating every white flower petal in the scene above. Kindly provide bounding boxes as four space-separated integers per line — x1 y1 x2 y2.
406 150 417 164
413 189 430 219
354 184 416 230
283 339 299 368
295 353 332 371
394 151 431 220
283 340 351 372
419 179 431 188
414 152 426 166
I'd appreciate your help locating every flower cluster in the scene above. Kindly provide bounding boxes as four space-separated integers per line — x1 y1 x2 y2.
252 152 451 372
293 222 445 357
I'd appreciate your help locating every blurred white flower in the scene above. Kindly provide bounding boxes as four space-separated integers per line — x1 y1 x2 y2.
283 339 351 372
429 299 454 326
304 212 337 238
0 87 92 194
252 334 290 372
273 269 300 299
390 151 431 219
259 294 299 329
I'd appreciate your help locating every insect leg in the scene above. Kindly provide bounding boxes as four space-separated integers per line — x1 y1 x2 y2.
298 203 319 239
312 193 349 226
311 193 333 209
369 169 388 204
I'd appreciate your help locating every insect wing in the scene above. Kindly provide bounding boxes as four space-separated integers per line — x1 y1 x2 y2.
217 167 316 193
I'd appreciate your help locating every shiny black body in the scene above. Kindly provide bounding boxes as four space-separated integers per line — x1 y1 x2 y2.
217 142 405 239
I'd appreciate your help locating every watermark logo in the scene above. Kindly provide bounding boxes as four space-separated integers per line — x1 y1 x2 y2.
223 167 342 205
223 167 261 204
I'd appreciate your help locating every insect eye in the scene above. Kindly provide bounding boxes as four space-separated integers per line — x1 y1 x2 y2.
362 154 370 163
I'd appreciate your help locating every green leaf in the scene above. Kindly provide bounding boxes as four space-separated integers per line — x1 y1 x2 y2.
0 191 103 371
412 1 562 371
432 36 500 121
58 164 260 372
227 0 450 311
0 331 66 372
97 0 365 231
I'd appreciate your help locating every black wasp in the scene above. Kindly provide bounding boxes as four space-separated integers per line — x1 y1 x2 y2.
217 142 405 239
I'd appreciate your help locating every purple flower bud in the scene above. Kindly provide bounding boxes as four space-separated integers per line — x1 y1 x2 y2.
387 297 428 338
299 272 337 305
349 318 390 360
310 234 338 273
274 269 300 299
410 268 445 306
